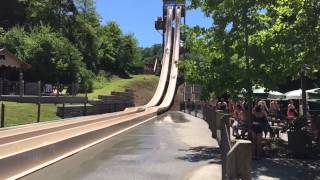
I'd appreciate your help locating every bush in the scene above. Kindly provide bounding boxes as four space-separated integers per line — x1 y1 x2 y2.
0 25 92 87
77 67 95 93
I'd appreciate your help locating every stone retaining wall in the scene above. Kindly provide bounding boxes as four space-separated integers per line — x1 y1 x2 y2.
56 90 135 118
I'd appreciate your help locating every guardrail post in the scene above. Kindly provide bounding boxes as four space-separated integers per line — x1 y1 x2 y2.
220 114 231 180
19 69 24 97
1 103 5 128
0 80 3 95
20 80 24 97
62 103 65 119
83 84 88 116
203 104 207 121
72 83 75 96
37 81 41 123
227 140 252 180
37 103 41 123
195 103 198 117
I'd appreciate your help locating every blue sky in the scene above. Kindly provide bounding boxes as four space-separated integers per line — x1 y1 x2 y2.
96 0 212 47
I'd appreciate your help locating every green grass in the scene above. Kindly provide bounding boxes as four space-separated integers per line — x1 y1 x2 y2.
88 75 159 100
1 75 159 127
3 102 60 127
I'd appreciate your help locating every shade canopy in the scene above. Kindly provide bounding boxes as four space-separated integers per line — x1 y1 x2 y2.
285 88 320 100
253 87 285 99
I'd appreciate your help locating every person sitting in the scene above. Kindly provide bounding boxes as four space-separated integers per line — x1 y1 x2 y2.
43 83 53 95
232 104 247 138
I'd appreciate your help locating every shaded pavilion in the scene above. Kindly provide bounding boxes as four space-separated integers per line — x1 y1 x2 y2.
0 48 31 95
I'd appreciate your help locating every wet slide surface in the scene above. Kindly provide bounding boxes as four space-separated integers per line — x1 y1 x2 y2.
0 6 184 179
23 112 218 180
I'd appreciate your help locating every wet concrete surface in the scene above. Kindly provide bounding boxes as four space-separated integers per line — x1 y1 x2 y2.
22 111 220 180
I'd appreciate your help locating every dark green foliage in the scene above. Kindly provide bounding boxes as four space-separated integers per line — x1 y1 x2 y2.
140 44 163 66
0 0 147 89
98 22 142 76
0 26 84 84
21 0 77 29
0 0 27 29
182 0 320 99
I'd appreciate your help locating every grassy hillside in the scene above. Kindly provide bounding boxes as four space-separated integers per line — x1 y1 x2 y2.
1 75 159 127
88 75 159 100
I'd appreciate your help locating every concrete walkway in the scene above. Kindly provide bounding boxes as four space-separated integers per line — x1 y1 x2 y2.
23 112 221 180
252 158 320 180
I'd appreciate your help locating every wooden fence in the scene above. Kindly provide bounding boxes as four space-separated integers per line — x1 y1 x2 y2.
181 102 252 180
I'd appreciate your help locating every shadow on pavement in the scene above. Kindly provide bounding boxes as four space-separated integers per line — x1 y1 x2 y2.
177 146 221 163
252 158 320 180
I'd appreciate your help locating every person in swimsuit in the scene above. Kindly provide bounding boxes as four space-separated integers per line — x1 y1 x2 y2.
287 100 297 120
217 98 228 112
251 104 267 159
232 104 246 137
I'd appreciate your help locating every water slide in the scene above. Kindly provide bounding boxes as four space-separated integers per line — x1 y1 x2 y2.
145 7 174 108
157 6 182 112
0 6 183 179
0 6 177 145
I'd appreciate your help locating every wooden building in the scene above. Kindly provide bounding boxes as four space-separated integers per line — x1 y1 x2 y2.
0 48 31 95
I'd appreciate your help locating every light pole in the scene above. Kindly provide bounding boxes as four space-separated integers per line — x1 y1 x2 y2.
301 65 308 116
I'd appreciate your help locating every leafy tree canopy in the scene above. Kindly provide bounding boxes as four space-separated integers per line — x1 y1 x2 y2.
183 0 320 99
0 0 152 88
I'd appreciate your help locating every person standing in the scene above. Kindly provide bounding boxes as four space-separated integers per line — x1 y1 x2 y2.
287 100 297 119
251 104 267 159
217 98 228 112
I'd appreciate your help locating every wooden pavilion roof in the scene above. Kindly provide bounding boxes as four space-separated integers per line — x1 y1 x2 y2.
0 48 31 70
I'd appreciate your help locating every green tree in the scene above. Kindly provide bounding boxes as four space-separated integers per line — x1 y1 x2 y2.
118 34 141 74
0 25 87 85
21 0 77 30
97 22 121 72
141 44 163 66
0 0 27 29
183 0 320 99
68 15 99 72
74 0 100 25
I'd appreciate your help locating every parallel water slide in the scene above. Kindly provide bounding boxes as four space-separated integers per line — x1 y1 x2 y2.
0 6 182 179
